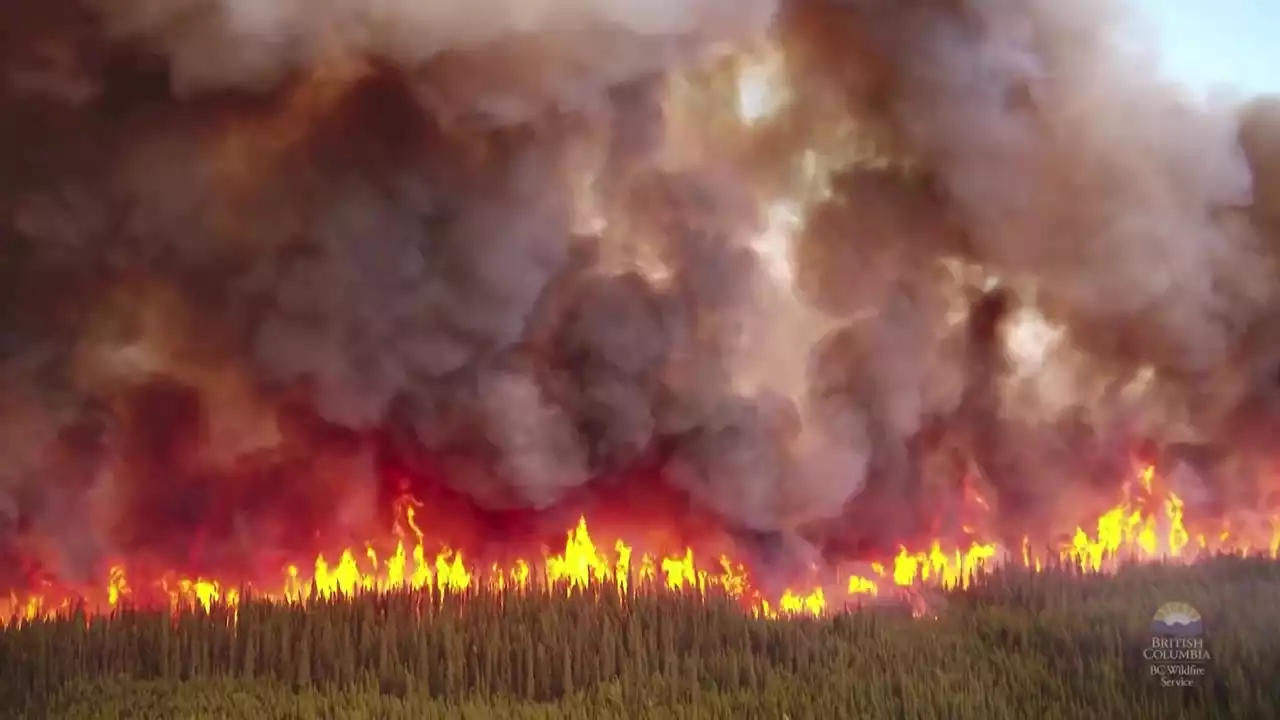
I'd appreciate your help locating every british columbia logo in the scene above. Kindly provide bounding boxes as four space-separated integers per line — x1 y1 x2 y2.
1146 602 1211 687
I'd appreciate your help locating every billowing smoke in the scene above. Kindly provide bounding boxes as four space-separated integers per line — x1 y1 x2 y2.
2 0 1279 590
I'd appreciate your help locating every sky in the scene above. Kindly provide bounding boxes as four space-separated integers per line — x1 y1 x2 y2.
1131 0 1276 95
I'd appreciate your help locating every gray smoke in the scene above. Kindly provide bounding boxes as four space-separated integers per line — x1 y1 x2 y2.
1 0 1279 588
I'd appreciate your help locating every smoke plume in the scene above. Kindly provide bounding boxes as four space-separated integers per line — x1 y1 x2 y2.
3 0 1279 589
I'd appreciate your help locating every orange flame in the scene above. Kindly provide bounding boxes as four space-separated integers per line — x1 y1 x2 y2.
6 463 1280 625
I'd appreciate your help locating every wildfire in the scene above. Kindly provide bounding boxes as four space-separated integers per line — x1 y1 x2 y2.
4 463 1279 626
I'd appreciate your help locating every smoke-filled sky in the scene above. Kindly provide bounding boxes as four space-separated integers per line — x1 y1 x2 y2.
3 0 1280 592
1136 0 1275 95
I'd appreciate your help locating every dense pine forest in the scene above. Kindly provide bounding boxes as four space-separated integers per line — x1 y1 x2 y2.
3 556 1279 719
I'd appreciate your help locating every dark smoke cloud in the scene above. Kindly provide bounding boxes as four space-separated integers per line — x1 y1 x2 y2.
2 0 1280 589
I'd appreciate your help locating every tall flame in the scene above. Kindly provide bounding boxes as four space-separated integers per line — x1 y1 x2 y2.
5 462 1276 627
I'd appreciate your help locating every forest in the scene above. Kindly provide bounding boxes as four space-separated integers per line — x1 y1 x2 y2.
3 555 1278 719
